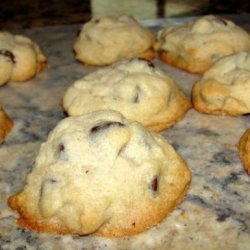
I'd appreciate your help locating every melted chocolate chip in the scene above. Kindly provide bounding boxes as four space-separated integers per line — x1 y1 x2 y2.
151 176 158 192
0 49 15 63
90 121 125 134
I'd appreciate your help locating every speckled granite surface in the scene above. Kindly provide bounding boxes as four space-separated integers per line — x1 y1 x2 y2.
0 15 249 250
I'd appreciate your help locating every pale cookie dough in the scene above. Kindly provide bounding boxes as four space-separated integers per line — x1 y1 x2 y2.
0 105 13 143
63 59 191 132
8 110 191 237
0 31 47 85
192 52 250 115
238 128 250 174
155 15 250 73
73 15 155 66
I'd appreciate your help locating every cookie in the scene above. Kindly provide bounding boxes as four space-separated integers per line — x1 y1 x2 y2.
73 15 155 66
8 110 191 237
0 105 13 143
154 15 250 73
62 59 191 132
238 128 250 174
192 52 250 115
0 31 47 85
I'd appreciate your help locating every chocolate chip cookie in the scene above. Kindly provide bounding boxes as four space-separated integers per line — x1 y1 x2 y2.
73 15 155 66
8 110 191 237
63 59 191 132
0 31 46 85
192 52 250 115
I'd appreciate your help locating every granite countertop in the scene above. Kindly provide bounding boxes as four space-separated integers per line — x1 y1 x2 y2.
0 15 249 250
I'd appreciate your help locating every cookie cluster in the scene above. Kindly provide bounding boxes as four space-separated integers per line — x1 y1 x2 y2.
3 14 250 238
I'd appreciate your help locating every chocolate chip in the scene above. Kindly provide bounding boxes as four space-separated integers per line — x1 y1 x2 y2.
90 121 125 134
133 85 141 103
138 58 155 68
146 60 155 68
58 143 68 161
59 143 65 152
47 178 57 183
151 176 158 192
217 17 227 26
133 93 139 103
0 49 15 63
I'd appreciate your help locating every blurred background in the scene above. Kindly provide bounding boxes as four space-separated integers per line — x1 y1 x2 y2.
0 0 249 29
